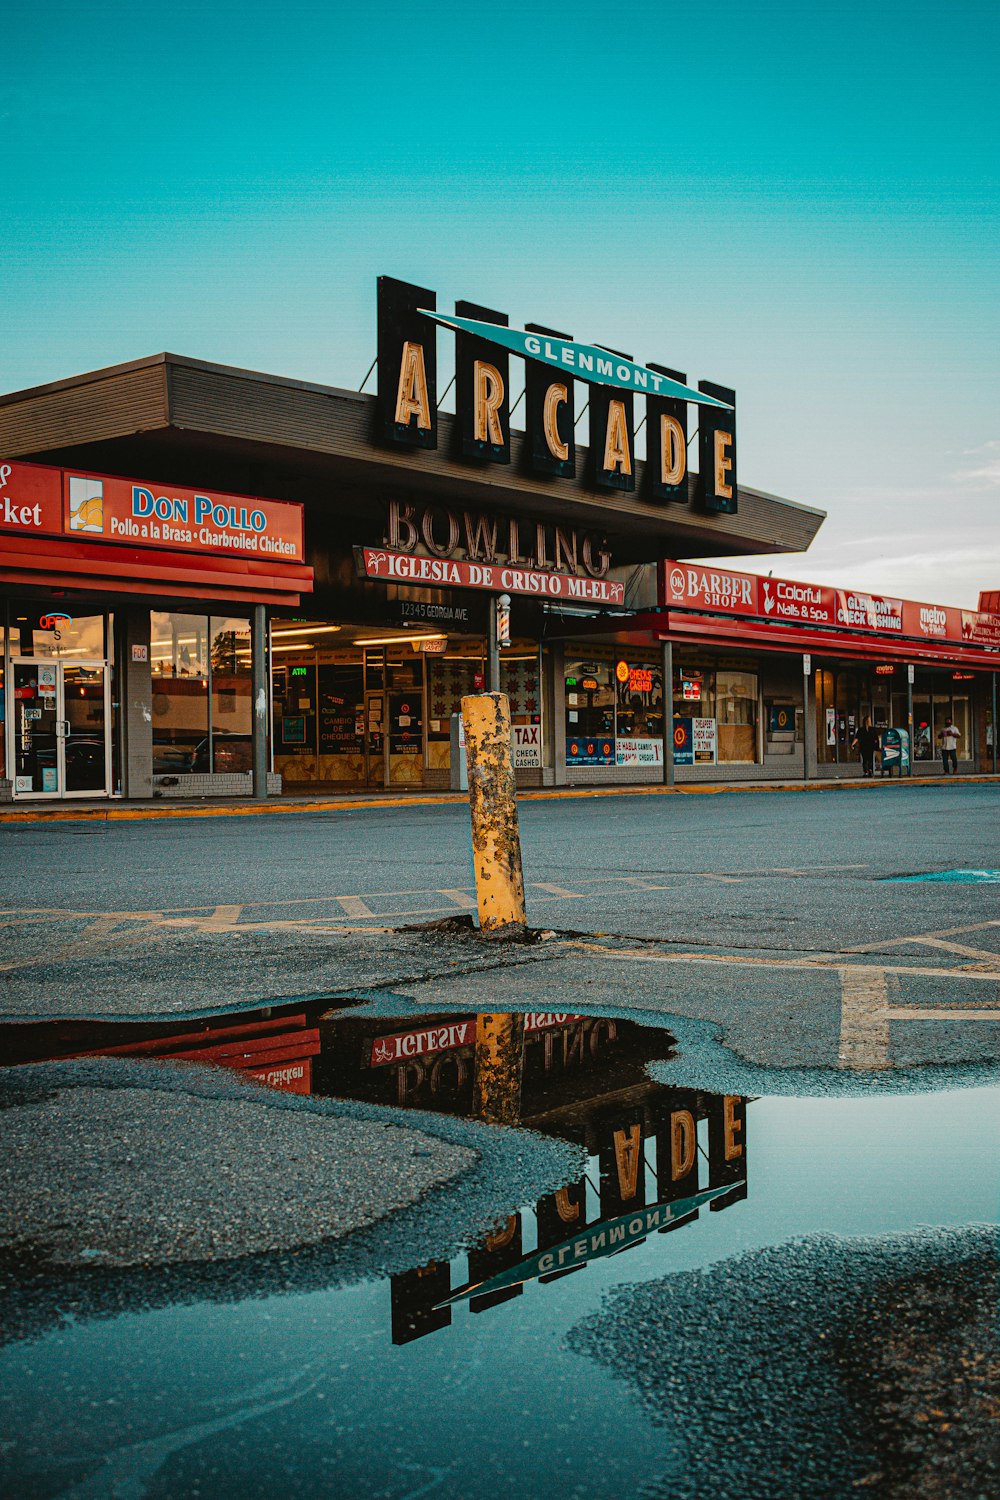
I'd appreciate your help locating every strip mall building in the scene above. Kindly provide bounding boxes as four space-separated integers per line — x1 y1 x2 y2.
1 277 997 802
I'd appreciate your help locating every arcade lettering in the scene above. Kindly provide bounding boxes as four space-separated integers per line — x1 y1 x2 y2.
376 277 738 511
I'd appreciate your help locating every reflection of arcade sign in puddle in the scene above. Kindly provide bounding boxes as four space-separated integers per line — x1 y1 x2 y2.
386 1074 748 1343
438 1182 741 1308
312 1010 751 1344
5 1002 750 1349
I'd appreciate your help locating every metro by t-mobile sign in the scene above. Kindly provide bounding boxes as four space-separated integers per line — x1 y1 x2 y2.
375 276 737 513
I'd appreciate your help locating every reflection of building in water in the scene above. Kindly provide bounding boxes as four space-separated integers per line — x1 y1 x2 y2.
313 1008 750 1347
6 1005 322 1092
6 1001 749 1350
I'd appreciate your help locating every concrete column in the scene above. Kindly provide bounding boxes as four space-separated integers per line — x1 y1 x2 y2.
906 667 914 778
122 609 153 799
661 638 674 786
551 640 567 786
802 660 816 781
252 604 268 801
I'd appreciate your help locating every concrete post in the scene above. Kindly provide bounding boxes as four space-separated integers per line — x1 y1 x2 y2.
252 604 268 801
472 1012 525 1125
461 692 527 937
661 638 674 786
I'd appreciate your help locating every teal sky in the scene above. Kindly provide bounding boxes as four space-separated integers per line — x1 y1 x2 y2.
4 1 998 606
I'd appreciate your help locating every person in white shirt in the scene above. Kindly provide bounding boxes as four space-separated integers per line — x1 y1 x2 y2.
938 716 961 774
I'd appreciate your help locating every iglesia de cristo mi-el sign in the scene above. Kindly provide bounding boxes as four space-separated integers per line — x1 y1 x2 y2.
375 276 738 514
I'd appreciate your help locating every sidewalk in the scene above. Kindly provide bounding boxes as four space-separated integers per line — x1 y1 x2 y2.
1 772 996 824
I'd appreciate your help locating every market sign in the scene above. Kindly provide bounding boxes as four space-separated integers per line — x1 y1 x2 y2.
660 560 1000 652
359 547 625 605
0 458 305 563
0 459 63 534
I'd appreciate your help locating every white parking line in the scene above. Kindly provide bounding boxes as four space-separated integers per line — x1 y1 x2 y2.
530 882 588 898
885 1008 1000 1021
336 896 375 918
838 968 891 1071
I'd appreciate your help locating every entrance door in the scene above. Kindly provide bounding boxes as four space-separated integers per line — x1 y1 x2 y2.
9 660 111 798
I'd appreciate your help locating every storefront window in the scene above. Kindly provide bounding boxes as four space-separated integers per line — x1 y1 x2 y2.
671 657 759 766
29 613 106 660
151 613 209 774
210 617 252 773
716 670 758 763
950 695 971 756
563 647 664 769
614 654 664 767
815 667 861 764
427 642 486 777
272 627 320 784
565 650 615 765
387 651 424 786
933 693 970 762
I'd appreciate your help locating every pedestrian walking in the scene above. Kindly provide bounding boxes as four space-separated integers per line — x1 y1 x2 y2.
852 718 880 777
937 716 961 773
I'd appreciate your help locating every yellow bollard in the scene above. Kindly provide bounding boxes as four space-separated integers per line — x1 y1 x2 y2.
461 692 528 937
472 1012 526 1126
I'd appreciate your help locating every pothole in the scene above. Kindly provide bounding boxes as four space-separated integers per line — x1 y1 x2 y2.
1 998 996 1499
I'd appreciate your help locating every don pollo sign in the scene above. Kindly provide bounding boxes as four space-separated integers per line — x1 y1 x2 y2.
0 458 305 562
375 277 738 513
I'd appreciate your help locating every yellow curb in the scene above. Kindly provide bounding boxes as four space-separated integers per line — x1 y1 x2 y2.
0 774 995 825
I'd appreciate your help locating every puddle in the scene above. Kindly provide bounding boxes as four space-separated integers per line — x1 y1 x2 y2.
888 868 1000 883
1 1003 997 1498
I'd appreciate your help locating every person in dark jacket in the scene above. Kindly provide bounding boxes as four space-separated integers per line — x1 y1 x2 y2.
853 718 880 777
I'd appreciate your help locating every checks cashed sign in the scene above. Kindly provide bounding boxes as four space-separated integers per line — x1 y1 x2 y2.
512 723 543 768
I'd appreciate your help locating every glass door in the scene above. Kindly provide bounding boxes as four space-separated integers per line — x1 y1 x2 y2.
11 660 61 797
387 649 424 786
363 649 387 788
8 660 110 798
62 662 110 794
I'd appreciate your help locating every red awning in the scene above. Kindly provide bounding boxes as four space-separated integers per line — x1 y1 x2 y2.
0 532 313 606
619 610 1000 672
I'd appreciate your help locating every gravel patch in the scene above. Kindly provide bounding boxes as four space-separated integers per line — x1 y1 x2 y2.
1 1083 474 1269
0 1057 582 1277
568 1224 998 1499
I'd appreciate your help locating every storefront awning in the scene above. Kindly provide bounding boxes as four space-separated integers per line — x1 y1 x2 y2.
0 532 313 607
622 609 1000 672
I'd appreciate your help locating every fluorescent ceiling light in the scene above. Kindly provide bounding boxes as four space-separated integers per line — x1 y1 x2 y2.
271 624 342 638
355 633 447 646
